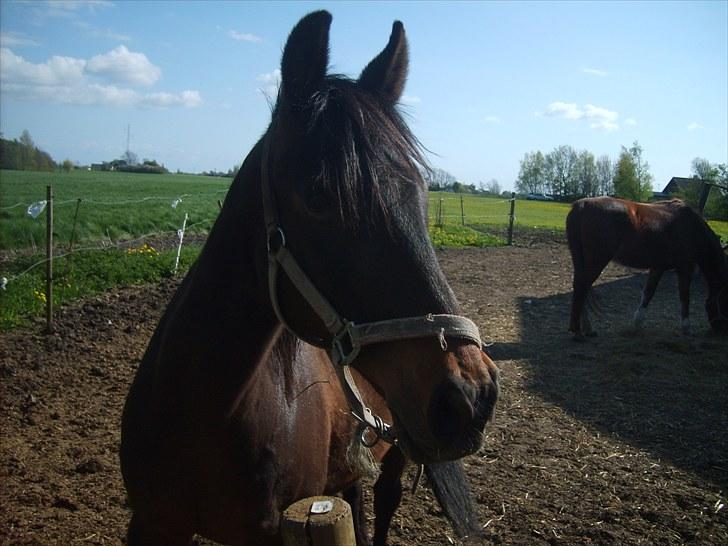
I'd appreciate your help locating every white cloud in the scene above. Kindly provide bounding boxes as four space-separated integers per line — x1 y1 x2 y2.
0 31 41 48
582 67 607 77
29 0 112 23
0 47 86 86
139 90 202 108
228 30 262 43
401 95 421 105
257 68 281 98
0 47 201 109
545 101 583 120
544 101 620 131
484 115 501 124
624 118 637 126
87 45 160 86
687 122 704 131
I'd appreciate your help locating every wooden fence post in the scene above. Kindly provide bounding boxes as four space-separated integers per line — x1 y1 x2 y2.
282 496 356 546
460 195 465 226
507 192 516 246
45 185 54 333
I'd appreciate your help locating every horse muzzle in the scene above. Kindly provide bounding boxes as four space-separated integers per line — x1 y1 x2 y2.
388 344 499 463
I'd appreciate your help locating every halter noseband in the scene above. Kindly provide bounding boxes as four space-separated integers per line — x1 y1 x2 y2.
260 131 483 445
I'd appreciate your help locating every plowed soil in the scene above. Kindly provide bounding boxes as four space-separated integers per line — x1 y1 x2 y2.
2 236 727 545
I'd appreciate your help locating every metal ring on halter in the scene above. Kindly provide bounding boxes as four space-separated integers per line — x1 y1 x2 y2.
359 424 381 448
267 227 286 254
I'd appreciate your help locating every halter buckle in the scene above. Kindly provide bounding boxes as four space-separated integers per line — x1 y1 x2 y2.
331 321 361 365
266 227 286 255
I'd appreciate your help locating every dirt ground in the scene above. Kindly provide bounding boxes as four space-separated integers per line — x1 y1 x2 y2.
2 234 727 545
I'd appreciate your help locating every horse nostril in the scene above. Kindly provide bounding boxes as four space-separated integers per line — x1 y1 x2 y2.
428 379 476 444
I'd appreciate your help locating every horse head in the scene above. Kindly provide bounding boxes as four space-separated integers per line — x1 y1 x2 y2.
705 257 728 334
701 226 728 334
259 11 498 463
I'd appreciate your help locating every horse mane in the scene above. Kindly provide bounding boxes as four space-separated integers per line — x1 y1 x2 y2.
277 75 428 227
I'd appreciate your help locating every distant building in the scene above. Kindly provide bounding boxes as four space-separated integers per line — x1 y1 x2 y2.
654 176 713 212
652 176 709 200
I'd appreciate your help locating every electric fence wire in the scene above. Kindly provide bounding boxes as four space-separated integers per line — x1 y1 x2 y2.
1 217 216 285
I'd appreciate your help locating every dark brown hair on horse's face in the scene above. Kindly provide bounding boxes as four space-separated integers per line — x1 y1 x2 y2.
265 11 498 463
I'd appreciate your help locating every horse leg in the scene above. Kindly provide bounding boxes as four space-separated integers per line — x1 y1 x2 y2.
677 264 695 334
127 511 193 546
343 481 370 546
372 446 406 546
570 262 608 340
633 268 664 328
569 274 591 339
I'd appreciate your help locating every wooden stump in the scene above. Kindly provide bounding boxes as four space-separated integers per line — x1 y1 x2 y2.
281 496 356 546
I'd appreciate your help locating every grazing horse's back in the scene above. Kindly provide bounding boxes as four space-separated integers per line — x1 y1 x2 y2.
567 196 728 338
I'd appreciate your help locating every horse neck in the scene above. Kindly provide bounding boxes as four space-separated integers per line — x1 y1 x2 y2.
696 234 728 296
174 139 281 390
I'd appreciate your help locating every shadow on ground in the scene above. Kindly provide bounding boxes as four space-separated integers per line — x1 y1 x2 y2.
489 269 728 491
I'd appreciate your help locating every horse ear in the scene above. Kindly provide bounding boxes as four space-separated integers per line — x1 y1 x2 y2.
358 21 408 104
280 11 332 107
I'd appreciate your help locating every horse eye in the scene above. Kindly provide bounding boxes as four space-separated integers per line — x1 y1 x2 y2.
303 186 334 213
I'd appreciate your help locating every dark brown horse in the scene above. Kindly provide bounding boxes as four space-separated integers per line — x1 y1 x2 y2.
567 196 728 339
121 11 498 545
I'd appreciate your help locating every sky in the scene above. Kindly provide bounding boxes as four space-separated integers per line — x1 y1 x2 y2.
1 0 726 192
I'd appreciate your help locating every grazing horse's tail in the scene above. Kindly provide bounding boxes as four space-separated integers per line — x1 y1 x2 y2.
566 202 584 276
425 461 481 539
565 201 602 321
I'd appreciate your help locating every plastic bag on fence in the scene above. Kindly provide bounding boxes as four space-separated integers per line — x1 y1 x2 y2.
27 200 47 218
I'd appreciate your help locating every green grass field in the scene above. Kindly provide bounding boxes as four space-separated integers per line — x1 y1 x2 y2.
429 191 728 241
0 169 231 251
1 170 726 330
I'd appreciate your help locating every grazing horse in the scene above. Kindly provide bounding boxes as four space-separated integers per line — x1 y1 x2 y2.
566 196 728 339
121 11 498 546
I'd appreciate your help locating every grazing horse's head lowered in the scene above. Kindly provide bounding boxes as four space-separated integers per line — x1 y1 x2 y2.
259 11 498 462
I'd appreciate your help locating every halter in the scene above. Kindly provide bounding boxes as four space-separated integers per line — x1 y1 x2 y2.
260 130 483 446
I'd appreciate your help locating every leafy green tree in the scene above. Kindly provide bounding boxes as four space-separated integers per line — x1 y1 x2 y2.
613 142 652 201
544 145 578 199
595 155 614 196
575 150 598 197
691 157 716 180
690 159 728 220
515 151 545 195
61 159 74 173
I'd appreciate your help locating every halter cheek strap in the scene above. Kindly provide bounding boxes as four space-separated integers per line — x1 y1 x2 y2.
260 131 484 445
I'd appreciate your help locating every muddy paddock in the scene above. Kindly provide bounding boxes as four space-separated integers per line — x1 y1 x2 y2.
1 238 727 545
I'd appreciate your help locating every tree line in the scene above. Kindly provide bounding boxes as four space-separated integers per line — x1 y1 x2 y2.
515 141 655 202
517 142 726 217
0 130 57 172
0 130 171 175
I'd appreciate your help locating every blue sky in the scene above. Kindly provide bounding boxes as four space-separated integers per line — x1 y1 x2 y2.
1 0 726 191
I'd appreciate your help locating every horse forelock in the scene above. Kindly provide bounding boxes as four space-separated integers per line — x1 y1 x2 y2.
290 76 427 228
